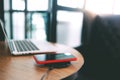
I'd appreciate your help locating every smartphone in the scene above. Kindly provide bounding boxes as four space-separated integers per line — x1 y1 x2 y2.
33 53 77 64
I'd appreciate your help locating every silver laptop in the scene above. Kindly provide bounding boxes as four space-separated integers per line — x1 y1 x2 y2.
0 19 43 56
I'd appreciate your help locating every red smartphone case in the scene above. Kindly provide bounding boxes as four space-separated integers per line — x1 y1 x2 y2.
33 53 77 64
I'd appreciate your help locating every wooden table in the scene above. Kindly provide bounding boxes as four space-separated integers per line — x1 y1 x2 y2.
0 41 84 80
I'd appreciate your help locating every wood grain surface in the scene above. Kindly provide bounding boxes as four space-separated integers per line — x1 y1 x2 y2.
0 41 84 80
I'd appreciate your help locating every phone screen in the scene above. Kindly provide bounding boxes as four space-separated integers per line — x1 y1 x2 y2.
33 53 77 64
34 53 75 61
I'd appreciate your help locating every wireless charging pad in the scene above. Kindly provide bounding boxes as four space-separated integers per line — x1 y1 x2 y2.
44 62 71 68
36 62 71 68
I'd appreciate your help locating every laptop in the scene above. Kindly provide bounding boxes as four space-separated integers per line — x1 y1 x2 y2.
0 19 55 56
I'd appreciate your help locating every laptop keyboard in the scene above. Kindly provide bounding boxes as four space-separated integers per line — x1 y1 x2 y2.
12 40 39 52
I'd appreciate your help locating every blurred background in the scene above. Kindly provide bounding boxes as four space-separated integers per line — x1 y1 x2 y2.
0 0 120 48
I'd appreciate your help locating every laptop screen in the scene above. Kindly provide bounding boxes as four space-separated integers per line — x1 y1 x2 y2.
0 19 10 42
0 20 5 41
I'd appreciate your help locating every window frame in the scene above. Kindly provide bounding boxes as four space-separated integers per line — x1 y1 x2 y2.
2 0 84 42
4 0 51 41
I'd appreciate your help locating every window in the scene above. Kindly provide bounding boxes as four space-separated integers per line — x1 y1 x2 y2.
4 0 49 41
12 12 25 40
3 0 85 45
26 13 47 40
27 0 48 11
57 0 84 9
12 0 25 10
57 11 83 47
85 0 120 14
56 0 84 47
